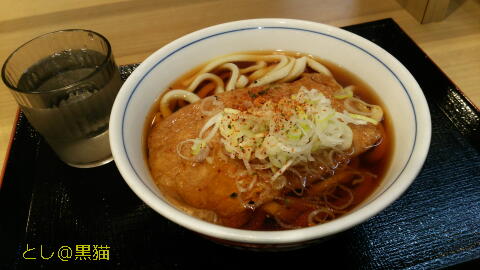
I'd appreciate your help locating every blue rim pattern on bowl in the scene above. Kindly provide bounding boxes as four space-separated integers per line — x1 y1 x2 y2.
112 23 426 244
122 26 417 203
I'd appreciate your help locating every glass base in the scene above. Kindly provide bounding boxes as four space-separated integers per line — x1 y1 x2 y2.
66 155 113 168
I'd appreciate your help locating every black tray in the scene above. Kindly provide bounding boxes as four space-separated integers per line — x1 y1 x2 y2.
1 19 479 269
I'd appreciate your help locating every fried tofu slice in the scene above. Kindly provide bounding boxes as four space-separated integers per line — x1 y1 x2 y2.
148 73 381 227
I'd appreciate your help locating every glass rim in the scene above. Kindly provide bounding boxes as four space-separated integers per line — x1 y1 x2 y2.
1 29 113 94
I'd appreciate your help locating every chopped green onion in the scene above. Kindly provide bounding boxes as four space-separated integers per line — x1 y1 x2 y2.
224 108 240 114
299 123 311 132
287 128 302 140
348 113 379 125
334 86 354 99
181 85 381 181
191 139 206 155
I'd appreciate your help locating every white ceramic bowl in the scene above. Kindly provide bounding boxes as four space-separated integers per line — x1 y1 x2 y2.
110 18 431 248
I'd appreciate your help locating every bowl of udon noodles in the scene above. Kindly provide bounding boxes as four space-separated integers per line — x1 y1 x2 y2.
110 18 431 249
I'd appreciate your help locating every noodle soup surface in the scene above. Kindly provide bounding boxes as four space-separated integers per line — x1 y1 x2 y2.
146 51 392 230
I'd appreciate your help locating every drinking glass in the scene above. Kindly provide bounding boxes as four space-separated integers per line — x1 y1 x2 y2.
2 29 122 168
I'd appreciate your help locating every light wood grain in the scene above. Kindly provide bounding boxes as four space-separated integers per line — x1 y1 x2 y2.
397 0 431 21
397 0 452 23
423 0 451 22
1 0 479 175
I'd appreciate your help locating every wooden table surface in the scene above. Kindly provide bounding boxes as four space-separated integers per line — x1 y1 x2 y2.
1 0 479 172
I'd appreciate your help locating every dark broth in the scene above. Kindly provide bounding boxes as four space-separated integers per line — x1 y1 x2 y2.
145 51 394 230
